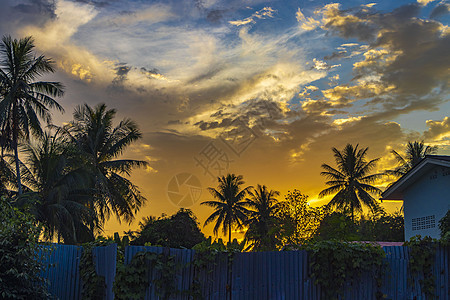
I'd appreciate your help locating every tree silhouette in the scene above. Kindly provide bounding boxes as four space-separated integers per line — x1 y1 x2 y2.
0 35 64 195
202 174 251 243
18 131 96 243
62 103 147 225
244 184 280 251
388 141 437 177
319 144 384 221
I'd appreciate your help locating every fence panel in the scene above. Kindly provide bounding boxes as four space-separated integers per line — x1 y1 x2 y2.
93 243 117 300
36 244 448 299
38 244 82 300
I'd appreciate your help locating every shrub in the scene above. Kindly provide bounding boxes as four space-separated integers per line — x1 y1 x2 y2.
0 197 50 299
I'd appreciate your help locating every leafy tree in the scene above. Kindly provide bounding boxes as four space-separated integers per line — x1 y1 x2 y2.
358 208 404 242
314 207 404 242
244 184 281 251
201 174 251 243
319 144 384 221
131 208 205 248
439 209 450 240
0 35 64 195
314 211 359 241
388 141 437 177
0 197 50 299
275 190 328 246
62 103 147 225
17 131 96 244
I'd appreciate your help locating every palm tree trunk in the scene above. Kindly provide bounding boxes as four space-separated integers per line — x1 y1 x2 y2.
351 203 354 222
12 106 23 195
229 222 232 244
13 136 22 195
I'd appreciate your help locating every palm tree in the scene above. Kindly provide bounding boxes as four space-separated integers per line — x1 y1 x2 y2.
389 141 437 177
202 174 252 243
0 35 64 195
319 144 384 221
0 153 16 196
244 184 281 251
18 131 97 243
62 103 147 225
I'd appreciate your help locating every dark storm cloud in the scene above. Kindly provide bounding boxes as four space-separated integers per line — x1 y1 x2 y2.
74 0 111 8
318 2 450 117
0 0 55 35
324 51 347 60
195 118 233 130
206 9 228 24
116 65 130 76
186 65 226 84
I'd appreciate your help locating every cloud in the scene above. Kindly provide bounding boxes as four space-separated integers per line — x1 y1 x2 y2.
229 7 276 26
417 0 437 5
430 2 450 19
304 2 449 120
424 117 450 146
312 58 340 70
296 8 320 31
0 0 56 36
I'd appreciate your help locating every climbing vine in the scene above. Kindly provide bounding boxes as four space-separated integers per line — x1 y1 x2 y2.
80 238 113 300
405 235 438 299
189 238 244 299
113 250 178 300
301 240 386 300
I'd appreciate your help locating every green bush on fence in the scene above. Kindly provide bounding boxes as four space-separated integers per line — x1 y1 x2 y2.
0 197 50 299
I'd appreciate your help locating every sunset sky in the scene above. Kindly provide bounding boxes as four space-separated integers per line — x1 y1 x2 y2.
1 0 449 237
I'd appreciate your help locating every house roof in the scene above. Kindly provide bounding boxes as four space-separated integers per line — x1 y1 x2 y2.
381 155 450 201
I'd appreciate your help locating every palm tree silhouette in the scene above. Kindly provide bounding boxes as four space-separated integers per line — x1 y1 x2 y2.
319 144 384 221
202 174 252 243
18 131 96 243
388 141 437 177
0 36 64 195
244 184 280 251
62 103 147 225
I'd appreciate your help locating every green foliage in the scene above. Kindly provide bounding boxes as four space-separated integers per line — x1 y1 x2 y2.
131 208 205 248
301 240 386 300
404 235 438 299
80 238 113 300
314 212 359 241
358 209 404 242
276 190 328 245
314 208 404 242
438 209 450 238
113 250 178 300
0 197 50 299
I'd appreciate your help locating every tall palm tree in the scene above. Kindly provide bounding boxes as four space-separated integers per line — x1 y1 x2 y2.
389 141 437 177
202 174 252 243
62 103 147 225
0 35 64 195
18 131 97 243
319 144 384 221
244 184 281 251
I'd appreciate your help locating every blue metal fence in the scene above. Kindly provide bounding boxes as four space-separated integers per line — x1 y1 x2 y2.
36 244 449 299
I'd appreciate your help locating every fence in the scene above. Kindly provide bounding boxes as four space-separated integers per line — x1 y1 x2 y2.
36 244 449 300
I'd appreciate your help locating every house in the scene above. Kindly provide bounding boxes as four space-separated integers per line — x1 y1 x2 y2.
381 155 450 240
